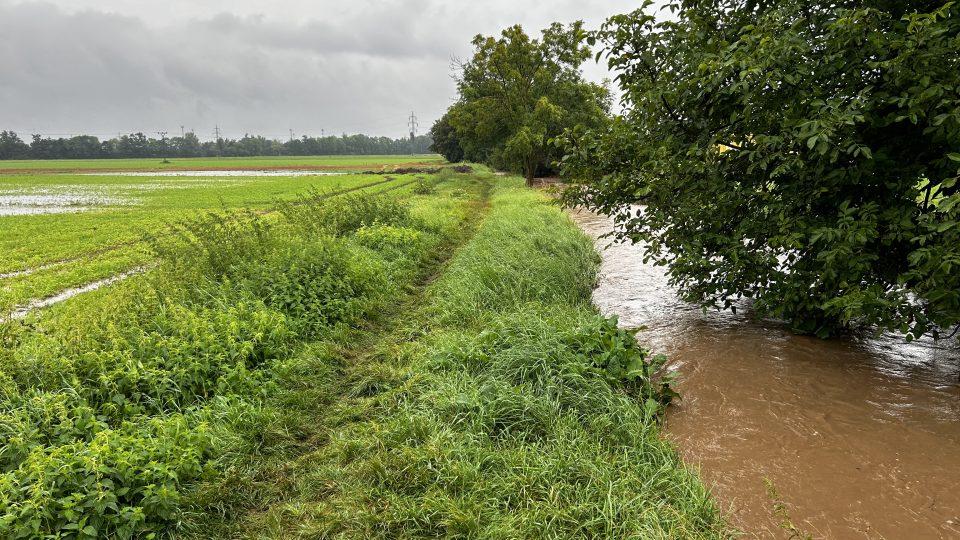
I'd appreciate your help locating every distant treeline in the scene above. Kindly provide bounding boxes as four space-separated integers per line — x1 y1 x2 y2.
0 130 433 160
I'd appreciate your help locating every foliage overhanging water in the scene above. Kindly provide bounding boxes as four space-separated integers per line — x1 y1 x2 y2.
571 209 960 540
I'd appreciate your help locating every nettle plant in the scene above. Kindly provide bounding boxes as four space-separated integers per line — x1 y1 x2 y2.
565 316 679 411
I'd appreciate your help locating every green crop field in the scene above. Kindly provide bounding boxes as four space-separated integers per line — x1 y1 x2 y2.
0 155 443 172
0 161 726 539
0 156 438 314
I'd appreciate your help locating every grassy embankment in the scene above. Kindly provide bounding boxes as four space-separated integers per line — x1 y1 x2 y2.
0 170 423 313
185 178 729 538
0 170 728 538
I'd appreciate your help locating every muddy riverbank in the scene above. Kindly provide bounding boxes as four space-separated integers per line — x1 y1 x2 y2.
570 209 960 540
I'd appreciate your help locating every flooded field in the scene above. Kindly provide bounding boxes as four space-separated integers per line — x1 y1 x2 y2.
0 173 323 215
571 210 960 540
84 170 346 177
0 191 133 216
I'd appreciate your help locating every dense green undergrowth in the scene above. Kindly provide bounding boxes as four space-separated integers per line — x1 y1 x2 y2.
202 181 729 538
0 170 479 538
0 172 727 539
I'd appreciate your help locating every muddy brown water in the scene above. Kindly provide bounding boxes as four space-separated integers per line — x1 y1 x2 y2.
570 210 960 540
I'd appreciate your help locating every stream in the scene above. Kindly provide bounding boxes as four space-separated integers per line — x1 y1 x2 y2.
570 210 960 540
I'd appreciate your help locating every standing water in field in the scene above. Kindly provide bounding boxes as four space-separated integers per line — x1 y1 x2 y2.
83 170 346 177
570 209 960 540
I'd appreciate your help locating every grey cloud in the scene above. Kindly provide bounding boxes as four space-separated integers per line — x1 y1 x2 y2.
0 0 648 139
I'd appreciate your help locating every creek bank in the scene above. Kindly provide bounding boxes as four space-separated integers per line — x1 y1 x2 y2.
570 209 960 540
196 177 729 539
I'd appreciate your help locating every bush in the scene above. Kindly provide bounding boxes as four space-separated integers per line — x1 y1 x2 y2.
278 191 411 237
0 416 212 539
240 238 391 337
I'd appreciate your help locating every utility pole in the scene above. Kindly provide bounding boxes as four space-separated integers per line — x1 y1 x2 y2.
156 131 168 162
214 125 222 158
408 111 419 141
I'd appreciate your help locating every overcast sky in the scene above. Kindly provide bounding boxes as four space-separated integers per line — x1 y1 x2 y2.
0 0 655 141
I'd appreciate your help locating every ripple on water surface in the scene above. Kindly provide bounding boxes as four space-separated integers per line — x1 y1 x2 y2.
570 209 960 540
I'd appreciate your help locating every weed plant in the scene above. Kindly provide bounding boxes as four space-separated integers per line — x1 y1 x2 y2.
0 176 469 538
213 181 730 539
0 173 728 539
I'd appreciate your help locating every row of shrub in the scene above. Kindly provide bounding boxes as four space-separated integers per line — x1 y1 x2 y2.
228 180 730 538
0 173 476 538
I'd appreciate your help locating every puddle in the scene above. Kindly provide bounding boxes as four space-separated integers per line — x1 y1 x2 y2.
0 264 50 280
0 206 92 216
3 268 145 321
0 191 134 216
570 209 960 540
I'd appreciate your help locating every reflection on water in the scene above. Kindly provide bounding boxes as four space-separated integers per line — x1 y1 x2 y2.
570 209 960 540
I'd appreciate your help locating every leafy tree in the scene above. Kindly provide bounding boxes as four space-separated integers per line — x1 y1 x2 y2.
445 23 610 185
65 135 103 159
429 113 464 162
0 131 29 159
562 0 960 340
118 132 149 158
170 132 203 157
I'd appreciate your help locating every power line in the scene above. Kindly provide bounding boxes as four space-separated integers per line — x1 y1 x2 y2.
408 111 419 141
213 125 222 158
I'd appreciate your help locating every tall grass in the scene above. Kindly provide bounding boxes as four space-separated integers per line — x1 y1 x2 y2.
0 172 477 538
231 180 730 539
0 172 728 538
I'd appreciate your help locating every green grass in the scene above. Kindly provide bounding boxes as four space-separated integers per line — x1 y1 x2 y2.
0 169 478 538
0 169 424 312
0 168 729 539
0 155 443 171
180 177 730 539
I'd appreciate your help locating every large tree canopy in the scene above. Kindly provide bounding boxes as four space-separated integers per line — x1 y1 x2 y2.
435 23 610 184
562 0 960 340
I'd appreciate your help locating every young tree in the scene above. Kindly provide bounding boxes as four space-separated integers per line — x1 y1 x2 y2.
0 131 29 159
445 23 610 185
428 113 464 163
563 1 960 340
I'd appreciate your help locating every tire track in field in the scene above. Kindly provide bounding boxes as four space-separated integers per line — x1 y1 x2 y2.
1 268 149 323
0 175 406 281
2 176 420 320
